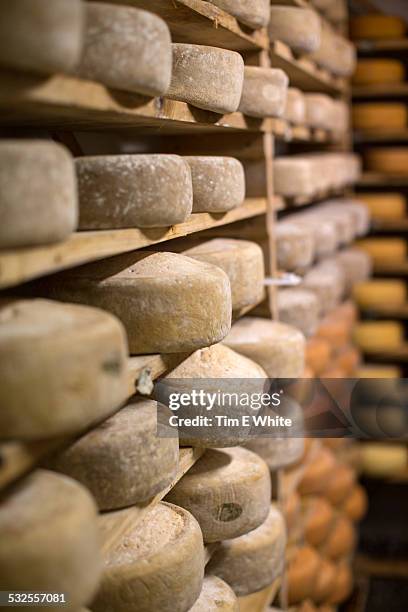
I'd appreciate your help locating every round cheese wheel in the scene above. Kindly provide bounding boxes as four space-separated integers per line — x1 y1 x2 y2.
284 88 306 125
360 442 408 477
287 546 321 605
274 157 316 198
301 261 345 316
336 301 358 326
298 447 337 495
189 576 238 611
184 239 264 310
40 251 232 355
366 147 408 175
239 67 288 118
311 206 355 245
0 0 84 75
353 279 407 309
333 346 361 376
184 156 245 213
310 22 356 77
268 7 321 54
317 310 351 349
357 193 406 221
166 447 271 543
336 248 372 294
206 505 286 597
206 0 270 29
341 484 368 522
0 299 129 440
94 502 204 612
323 516 355 560
48 399 179 511
305 338 331 375
303 496 335 547
0 470 101 611
332 100 349 134
0 140 77 249
77 155 192 229
168 44 244 113
224 317 306 378
277 289 320 338
326 562 353 604
356 364 401 378
77 3 172 96
290 217 339 258
305 94 334 130
353 59 405 85
325 464 356 505
326 200 371 237
350 14 406 40
353 321 404 352
353 103 407 131
312 558 336 604
356 237 407 264
276 222 315 271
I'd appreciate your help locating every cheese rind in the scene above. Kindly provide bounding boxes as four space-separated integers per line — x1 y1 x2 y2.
353 59 405 85
310 23 356 77
353 280 407 309
305 338 331 376
277 289 319 338
365 147 408 175
353 103 407 131
0 299 128 440
189 576 238 611
287 547 320 605
0 140 77 248
323 516 355 560
301 260 346 316
303 497 334 547
284 88 306 125
351 14 406 40
357 193 406 221
298 447 336 495
76 155 192 229
325 464 356 505
353 321 404 352
360 442 408 477
206 0 270 29
305 94 334 130
276 222 315 271
337 248 372 294
312 559 336 604
326 563 353 605
239 67 288 119
356 238 407 264
268 7 321 54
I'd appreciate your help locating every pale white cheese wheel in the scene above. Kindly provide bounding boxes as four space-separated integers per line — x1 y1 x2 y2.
301 260 346 315
93 502 205 612
206 504 286 597
305 94 334 130
183 157 245 213
167 447 271 543
0 299 129 440
76 3 172 96
206 0 270 29
0 0 84 75
223 317 306 378
276 222 315 271
0 140 77 248
268 7 321 54
184 239 265 310
311 22 356 77
189 576 238 611
288 215 339 258
274 157 317 198
284 88 306 125
77 155 192 229
277 289 320 338
49 399 179 511
168 44 245 113
0 470 101 611
336 248 372 294
239 67 288 118
320 200 370 237
37 251 232 355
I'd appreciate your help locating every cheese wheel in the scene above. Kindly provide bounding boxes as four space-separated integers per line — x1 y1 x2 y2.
37 251 232 355
48 399 179 511
310 23 356 77
305 94 334 130
239 67 288 119
360 442 408 477
268 7 321 54
309 206 355 245
366 147 408 175
298 447 337 495
353 280 407 309
76 155 192 229
350 14 406 40
356 238 407 264
303 497 334 547
317 310 351 349
357 193 406 221
353 321 404 352
76 3 172 96
189 576 238 611
336 300 358 326
305 338 331 375
312 558 336 604
274 157 316 198
168 44 244 113
206 0 270 29
206 505 286 597
184 157 245 213
277 289 320 338
0 470 101 611
224 317 306 378
356 364 402 379
284 88 306 125
326 562 353 605
341 485 368 522
166 447 271 543
323 200 371 237
184 239 264 310
276 222 315 271
323 516 355 560
353 103 407 131
290 217 339 258
325 464 356 505
336 248 372 294
287 546 321 605
0 0 84 76
332 100 349 134
353 59 405 85
333 346 360 376
0 299 128 440
0 140 77 248
94 502 204 612
302 263 345 316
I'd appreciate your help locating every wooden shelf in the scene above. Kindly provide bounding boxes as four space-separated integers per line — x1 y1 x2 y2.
373 261 408 276
356 38 408 53
278 187 349 211
360 343 408 362
372 219 408 232
358 173 408 188
359 303 408 319
0 198 267 289
355 554 408 579
354 129 408 143
353 82 408 99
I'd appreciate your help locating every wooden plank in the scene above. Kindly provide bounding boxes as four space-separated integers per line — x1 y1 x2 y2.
357 38 408 53
355 554 408 578
358 173 408 188
238 578 281 612
354 129 408 143
353 82 408 99
359 343 408 362
358 303 408 319
372 219 408 232
373 261 408 276
0 198 267 289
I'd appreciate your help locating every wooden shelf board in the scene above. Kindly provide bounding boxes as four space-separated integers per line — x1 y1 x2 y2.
354 129 408 143
355 554 408 578
353 82 408 99
0 198 267 289
360 343 408 362
280 187 349 210
359 303 408 319
373 261 408 276
356 38 408 53
358 173 408 188
372 219 408 232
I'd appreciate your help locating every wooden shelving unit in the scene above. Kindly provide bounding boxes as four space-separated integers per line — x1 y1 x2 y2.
372 219 408 232
356 38 408 53
353 82 408 99
358 173 408 187
355 130 408 144
359 344 408 362
358 304 408 319
373 261 408 276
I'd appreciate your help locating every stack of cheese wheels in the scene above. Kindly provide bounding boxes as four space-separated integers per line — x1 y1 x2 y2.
357 237 407 265
353 279 407 309
353 103 408 131
166 447 271 542
284 88 306 125
357 193 406 221
310 21 356 78
0 140 78 249
360 442 408 478
350 14 406 40
0 0 84 76
0 299 129 440
353 321 405 352
189 576 238 611
277 289 320 338
276 221 315 271
365 147 408 175
94 502 205 612
206 504 286 596
268 7 321 54
305 94 335 130
167 44 244 113
238 67 288 118
76 3 172 96
34 251 232 355
0 470 102 610
206 0 270 29
353 59 405 85
184 157 245 212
